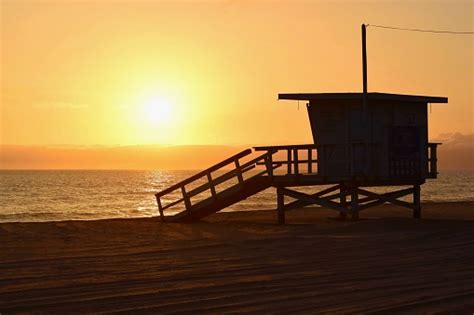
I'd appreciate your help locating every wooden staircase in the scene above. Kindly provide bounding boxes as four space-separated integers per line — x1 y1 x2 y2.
155 149 277 222
169 176 271 222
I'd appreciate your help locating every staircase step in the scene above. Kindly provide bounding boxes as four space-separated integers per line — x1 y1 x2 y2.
167 176 271 222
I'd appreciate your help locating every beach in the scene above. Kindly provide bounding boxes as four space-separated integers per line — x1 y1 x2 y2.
1 202 474 314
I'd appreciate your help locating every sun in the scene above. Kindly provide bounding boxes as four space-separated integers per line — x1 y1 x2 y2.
140 96 174 124
129 90 185 144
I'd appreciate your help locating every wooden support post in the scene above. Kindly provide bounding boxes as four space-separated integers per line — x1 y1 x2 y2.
320 146 326 177
308 149 312 173
207 172 217 200
181 185 191 211
287 149 292 175
277 188 285 225
235 159 244 184
350 187 359 221
293 149 299 175
430 144 438 176
339 185 347 220
349 144 354 176
266 154 274 179
156 195 164 222
413 184 421 219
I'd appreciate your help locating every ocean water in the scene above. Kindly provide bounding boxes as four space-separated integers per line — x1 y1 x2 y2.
0 170 473 223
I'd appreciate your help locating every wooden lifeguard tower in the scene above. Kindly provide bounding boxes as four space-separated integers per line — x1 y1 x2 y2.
155 24 447 223
154 92 446 223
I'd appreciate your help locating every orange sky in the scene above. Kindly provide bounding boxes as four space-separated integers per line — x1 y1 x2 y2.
1 0 473 148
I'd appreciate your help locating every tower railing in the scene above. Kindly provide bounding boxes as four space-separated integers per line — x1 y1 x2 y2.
427 143 440 178
254 143 377 177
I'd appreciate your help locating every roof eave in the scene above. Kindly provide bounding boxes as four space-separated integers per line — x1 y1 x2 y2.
278 93 448 104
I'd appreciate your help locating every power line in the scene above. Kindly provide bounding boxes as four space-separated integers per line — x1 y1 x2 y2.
367 24 474 35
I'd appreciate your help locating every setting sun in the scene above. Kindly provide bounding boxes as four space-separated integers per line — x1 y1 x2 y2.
140 96 173 125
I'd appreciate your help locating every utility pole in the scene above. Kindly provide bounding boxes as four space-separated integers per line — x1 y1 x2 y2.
362 23 370 176
362 23 368 112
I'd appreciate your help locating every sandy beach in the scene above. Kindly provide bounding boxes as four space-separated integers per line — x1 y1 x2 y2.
1 202 474 314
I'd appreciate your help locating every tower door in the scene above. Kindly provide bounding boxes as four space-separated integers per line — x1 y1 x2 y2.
389 126 421 178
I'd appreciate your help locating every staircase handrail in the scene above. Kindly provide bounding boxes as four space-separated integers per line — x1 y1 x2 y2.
155 148 279 220
183 150 275 201
155 149 252 198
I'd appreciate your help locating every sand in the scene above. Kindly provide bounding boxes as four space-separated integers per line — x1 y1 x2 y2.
1 202 474 314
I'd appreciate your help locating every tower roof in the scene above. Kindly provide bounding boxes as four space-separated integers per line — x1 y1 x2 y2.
278 92 447 104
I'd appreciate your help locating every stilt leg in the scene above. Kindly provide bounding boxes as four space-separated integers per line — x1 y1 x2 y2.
413 184 421 219
339 185 347 220
277 188 285 225
350 187 359 221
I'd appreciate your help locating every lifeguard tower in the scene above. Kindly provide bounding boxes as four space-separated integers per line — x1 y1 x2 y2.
155 25 447 223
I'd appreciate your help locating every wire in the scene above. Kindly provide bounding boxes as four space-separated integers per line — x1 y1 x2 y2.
367 24 474 35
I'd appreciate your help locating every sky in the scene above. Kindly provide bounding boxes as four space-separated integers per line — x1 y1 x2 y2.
0 0 473 168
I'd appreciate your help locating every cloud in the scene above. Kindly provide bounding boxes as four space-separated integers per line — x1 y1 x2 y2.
32 101 89 109
1 133 473 170
435 132 474 147
0 144 249 170
433 132 474 170
1 89 90 110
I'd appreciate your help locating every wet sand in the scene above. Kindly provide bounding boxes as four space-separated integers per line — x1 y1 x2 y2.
1 202 474 314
